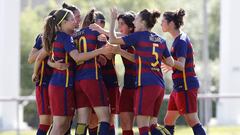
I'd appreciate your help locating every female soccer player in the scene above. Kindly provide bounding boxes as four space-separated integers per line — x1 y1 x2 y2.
93 12 120 135
28 10 60 135
32 9 111 135
109 8 174 135
88 11 137 135
62 2 81 29
116 12 137 135
161 9 206 135
73 9 111 135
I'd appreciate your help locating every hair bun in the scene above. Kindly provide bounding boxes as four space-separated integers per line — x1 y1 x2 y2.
177 9 185 17
62 2 69 8
152 11 161 19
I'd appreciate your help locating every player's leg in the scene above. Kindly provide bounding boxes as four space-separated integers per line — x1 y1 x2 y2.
134 86 161 135
182 89 206 135
75 81 92 135
48 85 75 135
108 87 120 135
93 106 110 135
36 85 52 135
82 80 110 135
75 107 91 135
119 89 135 135
164 111 180 135
164 91 180 135
149 88 169 135
50 116 72 135
88 111 98 135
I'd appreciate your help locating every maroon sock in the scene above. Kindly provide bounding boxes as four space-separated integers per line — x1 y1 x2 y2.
39 124 50 132
150 124 157 131
139 127 149 135
123 130 134 135
89 126 98 135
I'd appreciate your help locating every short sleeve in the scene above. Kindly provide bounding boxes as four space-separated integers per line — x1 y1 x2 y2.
122 32 139 48
175 40 187 58
33 34 42 50
63 35 77 53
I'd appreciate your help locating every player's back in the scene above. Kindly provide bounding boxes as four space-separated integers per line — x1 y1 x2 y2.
123 31 170 87
73 27 103 80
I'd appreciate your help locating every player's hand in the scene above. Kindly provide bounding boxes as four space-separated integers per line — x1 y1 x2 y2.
89 23 104 34
54 59 69 70
101 44 114 56
110 44 120 54
110 7 118 20
161 63 172 73
32 73 39 82
98 34 107 42
97 55 107 66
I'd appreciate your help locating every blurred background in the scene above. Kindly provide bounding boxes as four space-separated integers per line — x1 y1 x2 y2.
0 0 240 134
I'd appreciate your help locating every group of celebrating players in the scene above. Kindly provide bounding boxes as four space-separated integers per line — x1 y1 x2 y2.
28 2 206 135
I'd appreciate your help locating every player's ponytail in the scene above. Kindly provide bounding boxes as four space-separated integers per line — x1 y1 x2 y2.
43 15 56 53
139 9 161 29
43 9 71 53
163 8 186 29
82 9 96 28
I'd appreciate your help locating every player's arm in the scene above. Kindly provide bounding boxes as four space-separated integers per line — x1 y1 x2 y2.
174 40 187 71
69 45 113 63
174 57 185 71
47 59 69 70
118 49 135 63
28 48 43 64
109 8 125 45
163 56 175 67
89 23 124 37
32 49 48 82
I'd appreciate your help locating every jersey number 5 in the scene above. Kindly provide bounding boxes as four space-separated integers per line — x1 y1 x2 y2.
151 43 159 67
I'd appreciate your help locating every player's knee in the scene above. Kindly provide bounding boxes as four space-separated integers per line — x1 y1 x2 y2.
39 115 52 125
185 117 200 127
95 108 110 122
164 115 175 125
120 118 132 129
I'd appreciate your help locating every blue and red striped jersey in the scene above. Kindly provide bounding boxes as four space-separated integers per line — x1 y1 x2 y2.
122 31 171 87
49 31 76 87
73 27 105 81
171 33 199 91
101 58 119 88
121 45 137 89
33 34 52 86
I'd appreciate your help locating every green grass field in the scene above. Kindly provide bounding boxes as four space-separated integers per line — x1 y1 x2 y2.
0 126 240 135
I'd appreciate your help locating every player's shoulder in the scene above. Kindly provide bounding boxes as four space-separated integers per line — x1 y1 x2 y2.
175 32 189 46
56 32 73 43
178 32 190 43
149 32 166 44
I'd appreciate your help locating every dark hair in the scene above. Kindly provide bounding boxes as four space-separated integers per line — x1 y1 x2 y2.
163 8 185 29
82 9 105 28
48 10 57 16
43 9 72 53
139 9 161 29
117 11 135 33
62 2 79 13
